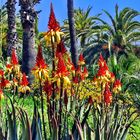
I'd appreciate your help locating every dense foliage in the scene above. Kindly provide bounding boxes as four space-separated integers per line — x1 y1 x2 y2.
0 2 140 140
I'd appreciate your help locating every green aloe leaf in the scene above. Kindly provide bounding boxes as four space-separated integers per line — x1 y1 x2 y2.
31 103 42 140
7 97 17 140
19 109 32 140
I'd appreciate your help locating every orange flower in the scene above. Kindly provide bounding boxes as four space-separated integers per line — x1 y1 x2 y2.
55 54 71 88
6 64 13 73
32 45 48 80
6 49 20 74
76 65 81 75
56 41 67 57
18 73 30 93
48 3 60 31
97 63 109 76
43 3 64 45
56 54 69 77
98 53 106 67
113 79 122 93
11 49 18 65
20 73 29 86
36 45 47 69
104 84 112 105
83 66 88 78
78 54 85 65
0 76 10 88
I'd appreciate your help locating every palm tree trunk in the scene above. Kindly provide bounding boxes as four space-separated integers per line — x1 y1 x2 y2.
19 0 36 82
67 0 78 67
22 27 36 81
6 0 17 56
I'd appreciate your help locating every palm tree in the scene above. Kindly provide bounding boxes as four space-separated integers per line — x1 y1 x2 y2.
67 0 78 67
19 0 40 81
98 5 140 55
84 5 140 65
63 7 101 49
0 5 7 59
63 7 104 65
6 0 17 56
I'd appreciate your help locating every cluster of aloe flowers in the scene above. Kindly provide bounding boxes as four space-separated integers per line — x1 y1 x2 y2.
0 3 139 140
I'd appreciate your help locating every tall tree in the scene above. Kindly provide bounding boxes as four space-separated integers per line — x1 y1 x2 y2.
67 0 78 67
6 0 17 56
98 5 140 55
19 0 39 81
63 7 101 51
84 6 140 64
0 5 7 58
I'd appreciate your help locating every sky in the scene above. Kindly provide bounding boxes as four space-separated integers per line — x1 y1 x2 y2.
1 0 140 32
36 0 140 31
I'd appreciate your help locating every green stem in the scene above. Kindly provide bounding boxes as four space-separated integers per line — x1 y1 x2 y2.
39 79 47 140
58 78 63 140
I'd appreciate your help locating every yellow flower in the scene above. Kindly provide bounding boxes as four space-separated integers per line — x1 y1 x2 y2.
63 76 71 88
56 76 71 88
43 3 64 46
18 86 30 94
32 45 49 81
18 73 30 94
32 68 48 80
43 30 64 46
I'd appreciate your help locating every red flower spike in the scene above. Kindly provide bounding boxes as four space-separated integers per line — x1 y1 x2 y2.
56 41 67 57
78 54 85 65
98 53 106 67
79 54 84 61
76 65 81 75
48 3 60 31
56 54 69 77
11 49 18 65
36 45 47 69
113 79 122 93
20 73 29 86
97 63 109 77
0 76 10 88
104 84 112 105
6 64 12 69
83 66 88 77
113 79 122 88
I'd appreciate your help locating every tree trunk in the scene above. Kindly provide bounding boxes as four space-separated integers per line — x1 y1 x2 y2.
22 27 36 81
67 0 78 67
19 0 36 82
6 0 17 56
